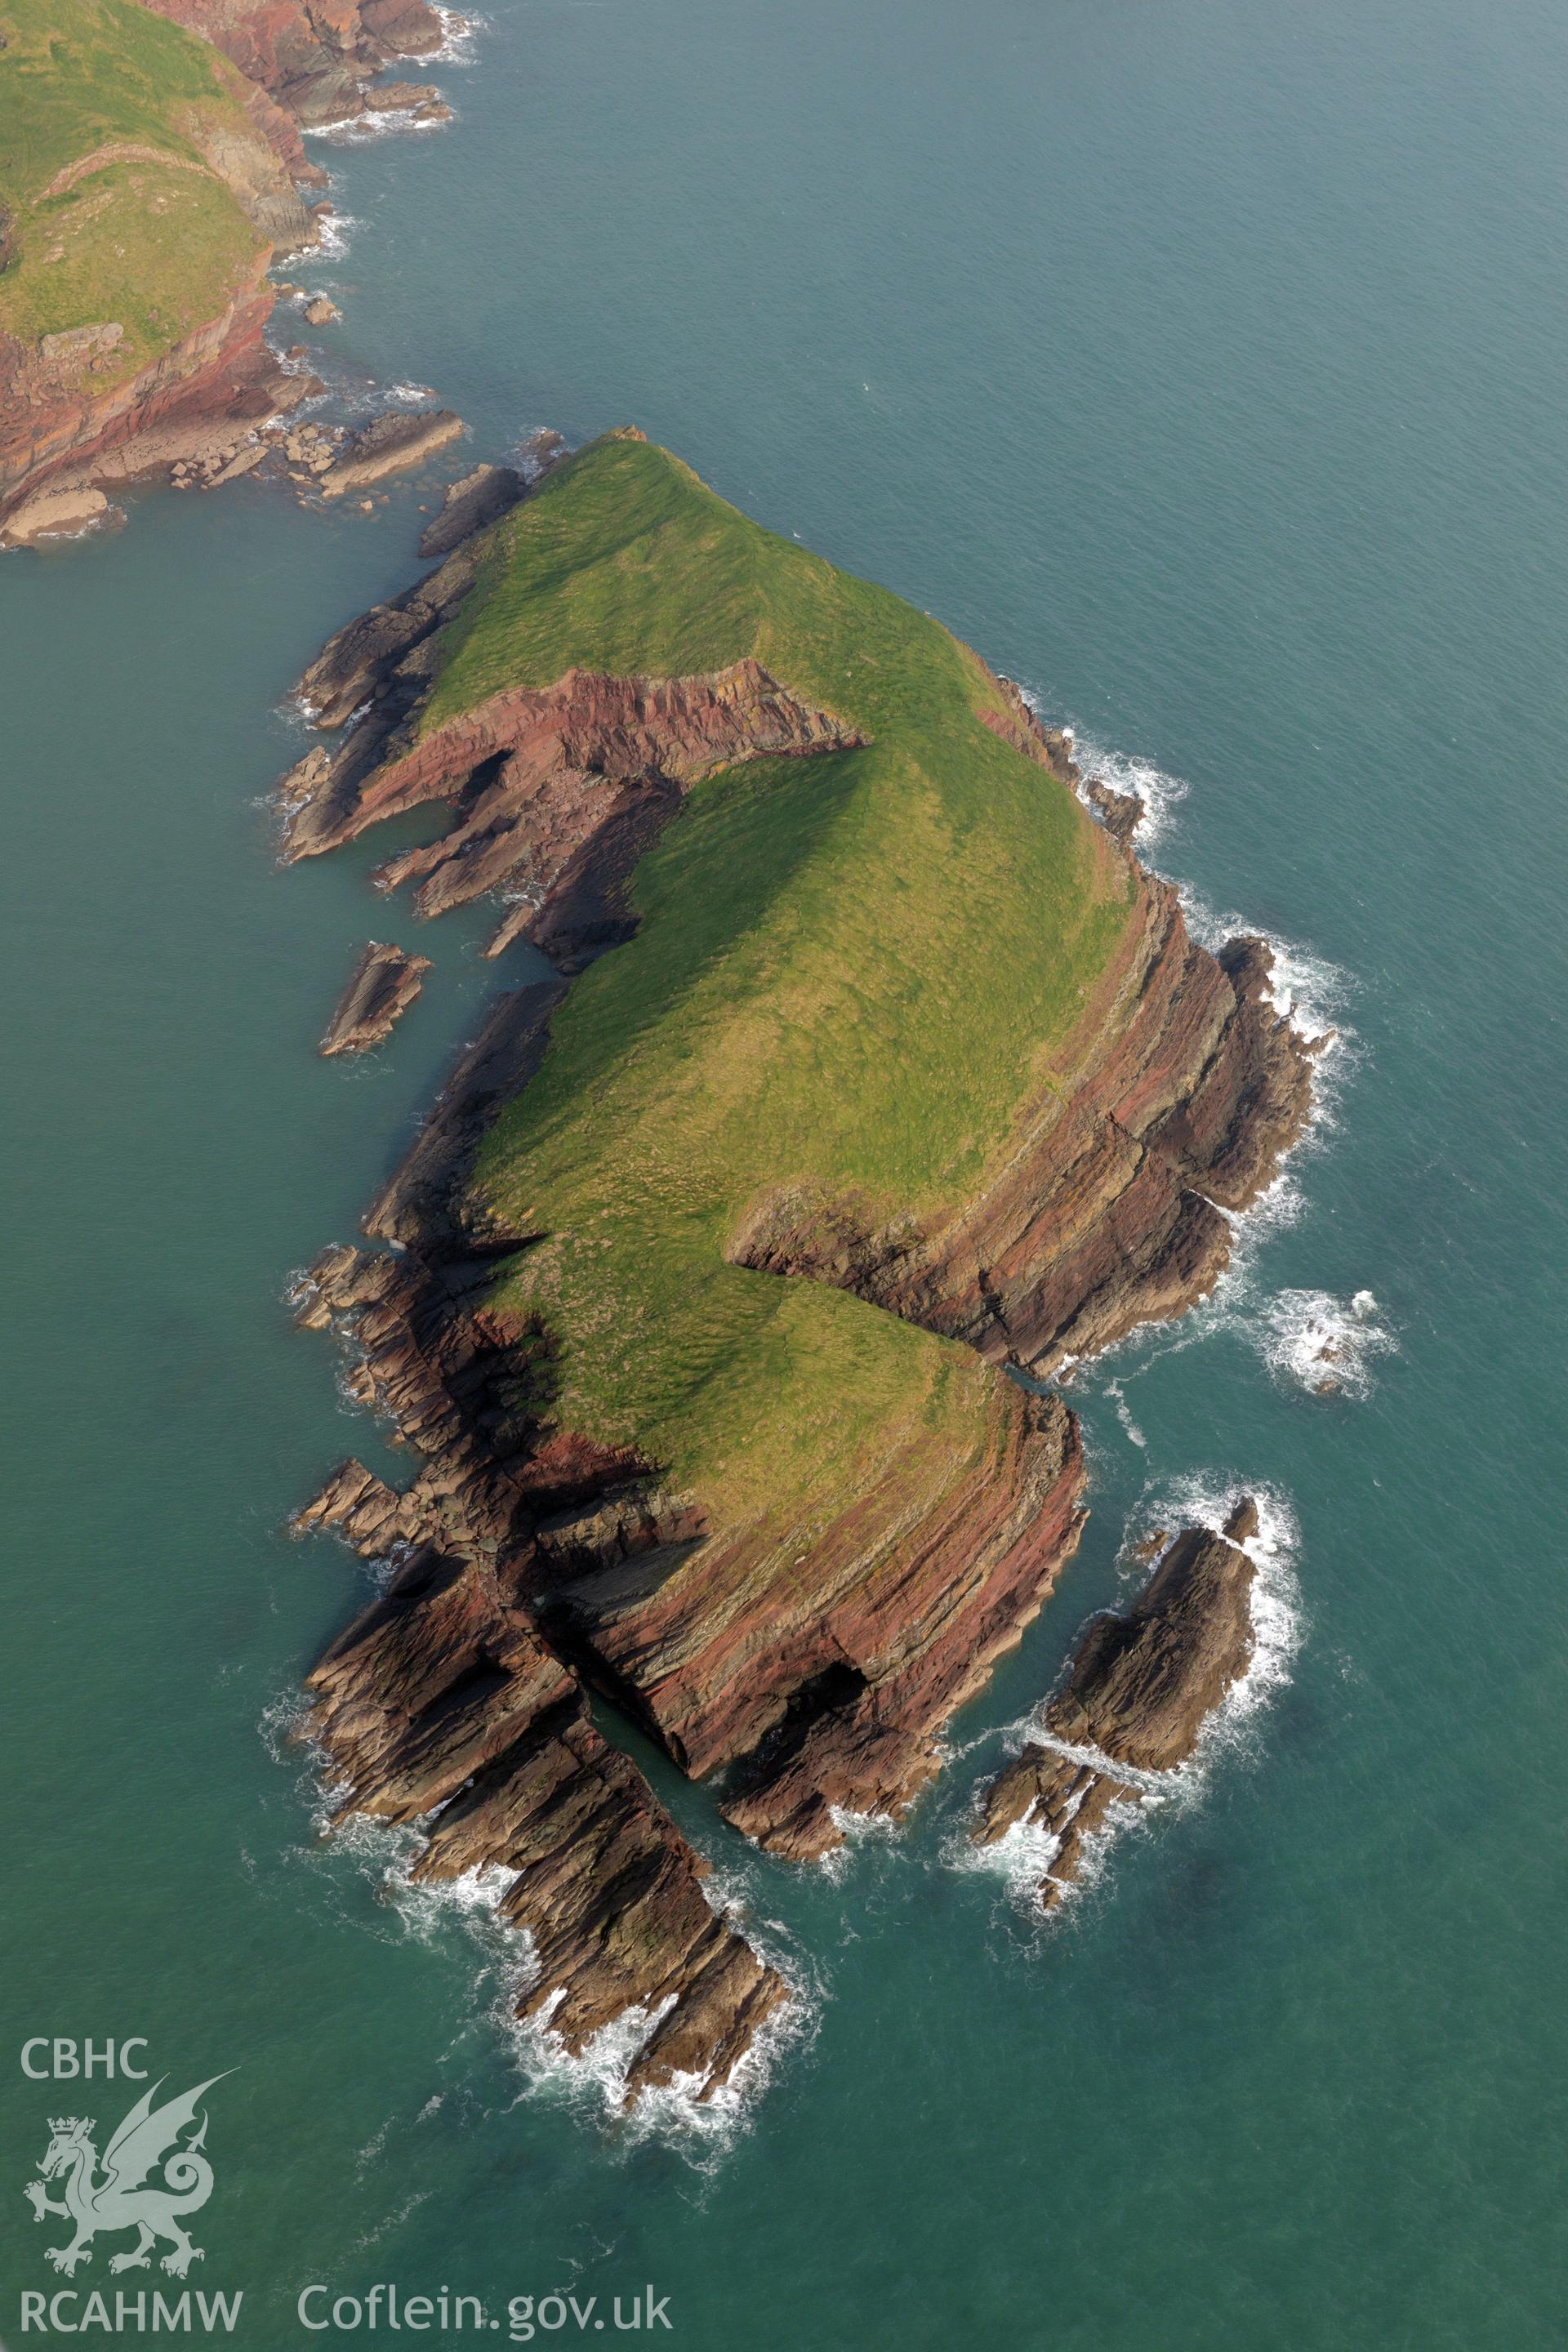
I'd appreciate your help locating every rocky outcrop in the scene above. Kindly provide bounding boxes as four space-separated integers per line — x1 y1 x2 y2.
973 1500 1259 1907
362 79 448 120
280 453 1325 2099
319 940 431 1054
318 406 465 498
0 483 114 548
281 515 1318 1867
291 1244 789 2100
281 655 868 965
418 461 525 558
301 953 1089 1866
719 696 1316 1378
1084 777 1143 849
642 1389 1085 1860
139 0 449 128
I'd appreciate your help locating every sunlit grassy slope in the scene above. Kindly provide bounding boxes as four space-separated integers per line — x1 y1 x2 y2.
438 434 1137 1529
0 0 267 382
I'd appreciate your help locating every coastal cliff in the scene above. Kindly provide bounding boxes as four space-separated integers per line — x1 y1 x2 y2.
141 0 448 127
0 0 317 537
286 433 1316 2096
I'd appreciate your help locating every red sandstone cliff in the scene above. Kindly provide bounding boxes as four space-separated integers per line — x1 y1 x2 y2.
292 1243 789 2100
140 0 448 125
0 42 326 537
0 278 306 540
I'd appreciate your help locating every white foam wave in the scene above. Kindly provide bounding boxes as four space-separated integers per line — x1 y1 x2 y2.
308 102 451 145
814 1804 902 1882
1179 885 1348 1053
501 1965 813 2167
430 7 485 64
283 1760 816 2162
1254 1286 1395 1399
953 1784 1147 1918
309 209 359 262
1067 733 1190 848
1103 1378 1147 1450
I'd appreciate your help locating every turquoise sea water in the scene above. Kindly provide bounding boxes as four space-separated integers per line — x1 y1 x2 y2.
2 0 1565 2344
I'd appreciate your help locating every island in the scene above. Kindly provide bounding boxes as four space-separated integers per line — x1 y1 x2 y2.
283 430 1316 2103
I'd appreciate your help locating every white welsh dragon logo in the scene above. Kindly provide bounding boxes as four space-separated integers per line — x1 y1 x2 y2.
24 2075 229 2278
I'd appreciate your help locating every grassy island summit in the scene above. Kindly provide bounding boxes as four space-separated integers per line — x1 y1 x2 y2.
443 435 1129 1536
287 434 1315 2100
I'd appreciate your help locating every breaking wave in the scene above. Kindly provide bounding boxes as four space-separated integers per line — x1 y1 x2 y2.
431 7 485 65
1065 730 1190 848
1254 1286 1396 1399
307 103 451 145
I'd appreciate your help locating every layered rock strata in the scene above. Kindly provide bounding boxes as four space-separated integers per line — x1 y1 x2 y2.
719 679 1317 1372
418 461 525 558
319 939 431 1054
0 285 312 536
291 1242 790 2101
318 405 465 498
973 1499 1259 1908
281 651 869 966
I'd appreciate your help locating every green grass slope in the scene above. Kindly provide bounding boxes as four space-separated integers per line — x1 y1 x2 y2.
438 435 1138 1536
0 0 268 384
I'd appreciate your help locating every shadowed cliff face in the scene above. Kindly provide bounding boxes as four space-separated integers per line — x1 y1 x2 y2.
283 656 870 965
283 437 1316 2101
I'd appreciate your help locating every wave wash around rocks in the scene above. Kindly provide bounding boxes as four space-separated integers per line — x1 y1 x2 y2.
283 430 1315 2107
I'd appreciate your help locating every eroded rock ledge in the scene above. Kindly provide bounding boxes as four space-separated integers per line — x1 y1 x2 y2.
292 1244 790 2103
727 686 1317 1375
973 1499 1259 1907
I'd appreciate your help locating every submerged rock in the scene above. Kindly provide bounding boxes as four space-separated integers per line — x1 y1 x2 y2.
0 483 112 546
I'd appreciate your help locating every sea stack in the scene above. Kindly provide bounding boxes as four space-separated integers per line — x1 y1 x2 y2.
318 942 432 1055
973 1500 1260 1908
